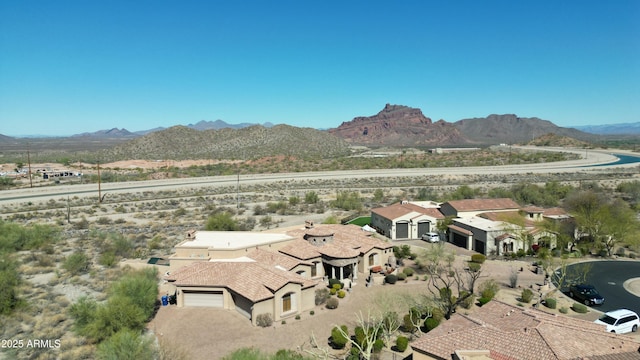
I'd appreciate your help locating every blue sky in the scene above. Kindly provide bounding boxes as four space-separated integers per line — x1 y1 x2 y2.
1 1 639 137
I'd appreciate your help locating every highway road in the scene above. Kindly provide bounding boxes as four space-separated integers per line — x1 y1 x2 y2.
0 147 636 206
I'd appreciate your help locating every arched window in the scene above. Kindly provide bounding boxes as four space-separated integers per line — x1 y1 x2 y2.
282 292 296 313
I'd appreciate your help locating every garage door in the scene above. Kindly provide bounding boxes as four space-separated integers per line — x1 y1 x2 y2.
452 232 467 248
232 293 253 319
396 222 409 239
474 239 486 255
183 291 223 307
417 222 430 238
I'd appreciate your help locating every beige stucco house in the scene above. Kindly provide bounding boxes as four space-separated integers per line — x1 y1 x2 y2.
371 201 444 240
166 223 393 325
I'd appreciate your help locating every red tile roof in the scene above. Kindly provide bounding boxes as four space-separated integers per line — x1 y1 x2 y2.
445 198 521 212
411 300 640 360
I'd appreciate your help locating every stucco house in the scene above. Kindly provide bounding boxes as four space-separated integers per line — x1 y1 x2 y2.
439 198 521 218
166 223 393 325
370 201 444 240
411 300 640 360
166 260 317 326
448 206 566 256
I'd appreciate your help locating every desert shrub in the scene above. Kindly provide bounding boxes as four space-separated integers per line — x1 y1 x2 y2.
332 283 342 291
402 267 414 276
256 313 273 327
96 329 155 360
397 272 407 281
509 268 519 288
85 295 148 342
468 262 481 272
403 312 417 333
205 212 238 231
315 288 329 305
373 339 384 353
471 254 486 264
337 290 346 298
516 249 526 258
96 217 112 225
385 274 398 284
328 278 343 289
330 288 337 295
396 336 409 352
326 297 339 309
459 290 475 309
331 325 349 349
425 317 440 332
477 297 492 306
479 279 499 301
310 310 315 315
544 297 557 309
99 251 117 267
295 314 301 320
521 288 534 303
0 254 21 315
559 306 569 314
63 251 91 275
572 303 589 313
69 296 98 334
110 267 158 319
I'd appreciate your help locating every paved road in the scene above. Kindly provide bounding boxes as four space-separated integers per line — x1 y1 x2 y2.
562 260 640 316
0 147 634 206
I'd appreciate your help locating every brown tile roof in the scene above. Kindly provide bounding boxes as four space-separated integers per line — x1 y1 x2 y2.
246 248 309 270
411 300 640 360
445 198 521 212
167 261 317 302
371 202 444 220
279 224 393 260
448 224 473 236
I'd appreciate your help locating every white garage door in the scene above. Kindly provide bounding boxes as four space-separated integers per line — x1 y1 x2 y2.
183 291 224 307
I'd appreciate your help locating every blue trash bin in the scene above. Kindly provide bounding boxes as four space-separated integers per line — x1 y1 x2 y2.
161 295 168 306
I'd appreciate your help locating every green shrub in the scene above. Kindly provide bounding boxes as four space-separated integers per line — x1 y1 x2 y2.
572 303 589 313
479 279 499 301
330 288 337 295
477 297 491 306
331 325 349 349
471 254 486 264
326 297 339 309
402 267 414 276
337 290 346 298
559 306 569 314
332 283 342 291
295 314 301 320
425 317 440 332
544 297 557 309
403 313 417 333
396 336 409 352
459 290 475 309
521 288 534 303
328 278 343 289
373 339 384 353
468 262 481 272
397 272 407 281
63 251 91 275
256 313 273 327
96 329 155 360
385 274 398 284
310 310 315 315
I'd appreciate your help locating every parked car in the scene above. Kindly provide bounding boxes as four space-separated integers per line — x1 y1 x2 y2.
421 232 440 243
568 284 605 305
594 309 640 334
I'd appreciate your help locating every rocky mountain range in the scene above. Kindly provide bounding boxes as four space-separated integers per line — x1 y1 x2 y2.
328 104 468 146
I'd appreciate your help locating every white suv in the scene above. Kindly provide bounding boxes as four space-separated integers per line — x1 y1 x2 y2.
421 232 440 243
594 309 639 334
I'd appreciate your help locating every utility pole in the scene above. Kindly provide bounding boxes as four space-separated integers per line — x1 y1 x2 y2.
236 172 240 209
27 146 33 188
97 161 102 203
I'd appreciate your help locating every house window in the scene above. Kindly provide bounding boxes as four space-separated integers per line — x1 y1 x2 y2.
311 262 318 277
368 253 376 266
282 293 292 312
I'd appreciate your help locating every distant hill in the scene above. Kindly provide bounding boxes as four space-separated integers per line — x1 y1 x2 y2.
527 133 591 147
0 133 15 143
75 120 275 137
572 122 640 135
98 124 350 161
328 104 470 146
454 114 598 145
72 128 137 138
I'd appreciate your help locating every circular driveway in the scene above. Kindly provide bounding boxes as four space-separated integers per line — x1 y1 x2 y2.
562 260 640 315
